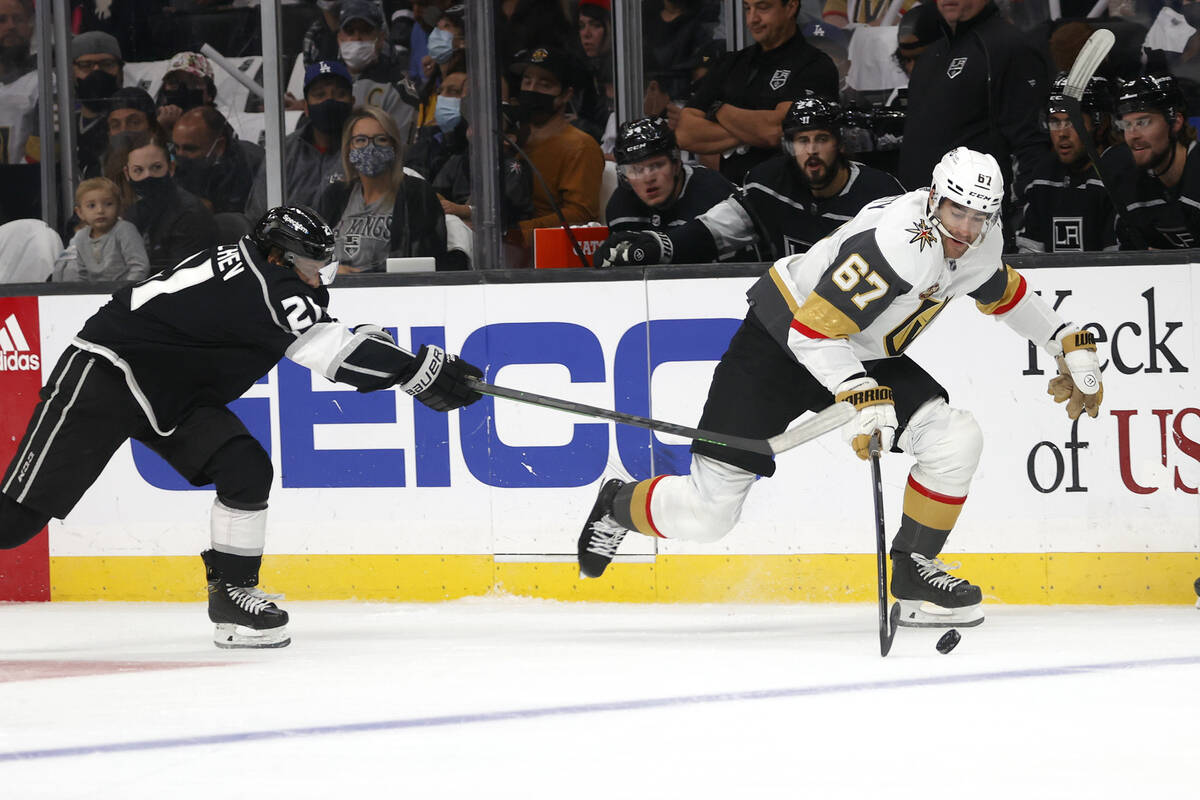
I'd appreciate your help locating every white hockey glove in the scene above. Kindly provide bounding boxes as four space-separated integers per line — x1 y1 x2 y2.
1048 329 1103 420
834 377 897 460
396 345 483 412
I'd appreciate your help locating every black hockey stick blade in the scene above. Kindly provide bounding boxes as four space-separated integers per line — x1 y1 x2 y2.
466 376 854 456
868 431 897 657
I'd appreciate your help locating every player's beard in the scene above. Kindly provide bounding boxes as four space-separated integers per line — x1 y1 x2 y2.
0 40 29 64
1139 138 1175 175
799 152 842 192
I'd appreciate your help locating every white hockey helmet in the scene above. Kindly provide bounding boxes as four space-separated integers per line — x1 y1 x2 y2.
927 147 1004 248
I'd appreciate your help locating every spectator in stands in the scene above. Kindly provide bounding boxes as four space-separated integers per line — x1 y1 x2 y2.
0 0 36 171
509 46 605 257
1103 73 1200 249
677 0 838 184
0 218 62 282
338 0 420 143
121 131 218 271
155 52 218 138
894 2 939 81
576 1 617 154
823 0 917 27
642 0 715 118
406 61 466 181
171 106 265 217
595 93 903 267
898 0 1049 248
74 0 160 63
416 4 466 127
1017 74 1118 253
53 177 150 282
603 117 741 244
302 0 343 67
93 88 164 185
0 0 33 84
802 21 850 99
315 105 449 272
248 60 354 222
72 31 125 177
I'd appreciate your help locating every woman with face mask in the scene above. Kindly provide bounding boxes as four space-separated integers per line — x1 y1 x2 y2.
314 106 452 272
119 131 218 271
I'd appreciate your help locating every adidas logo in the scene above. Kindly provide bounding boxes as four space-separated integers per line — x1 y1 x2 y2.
0 313 40 372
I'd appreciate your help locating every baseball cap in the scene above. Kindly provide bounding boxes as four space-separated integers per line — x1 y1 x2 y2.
304 60 354 94
71 31 122 62
166 51 214 82
340 0 385 29
107 87 156 118
803 22 849 57
510 46 577 89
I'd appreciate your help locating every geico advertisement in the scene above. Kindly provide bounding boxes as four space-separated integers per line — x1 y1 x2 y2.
22 265 1199 558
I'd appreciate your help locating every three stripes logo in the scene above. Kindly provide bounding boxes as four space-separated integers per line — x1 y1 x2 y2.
0 313 40 372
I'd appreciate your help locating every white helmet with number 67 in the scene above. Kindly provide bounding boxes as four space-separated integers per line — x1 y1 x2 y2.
927 147 1004 248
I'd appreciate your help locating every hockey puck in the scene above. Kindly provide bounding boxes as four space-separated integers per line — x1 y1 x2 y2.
935 629 961 654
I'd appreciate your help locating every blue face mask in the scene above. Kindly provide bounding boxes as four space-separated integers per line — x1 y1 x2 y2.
435 95 462 134
349 142 396 177
427 27 456 64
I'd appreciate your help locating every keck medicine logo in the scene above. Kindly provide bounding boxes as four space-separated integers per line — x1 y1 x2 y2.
0 313 39 372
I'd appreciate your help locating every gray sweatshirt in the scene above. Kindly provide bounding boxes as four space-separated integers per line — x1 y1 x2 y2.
53 219 151 283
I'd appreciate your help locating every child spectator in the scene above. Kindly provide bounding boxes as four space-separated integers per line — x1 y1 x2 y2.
54 177 150 283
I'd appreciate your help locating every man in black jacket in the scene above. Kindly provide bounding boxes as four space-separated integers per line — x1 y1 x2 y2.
0 206 482 649
898 0 1049 246
676 0 838 184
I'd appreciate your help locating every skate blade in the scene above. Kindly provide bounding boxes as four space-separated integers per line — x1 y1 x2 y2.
213 623 291 649
894 600 984 629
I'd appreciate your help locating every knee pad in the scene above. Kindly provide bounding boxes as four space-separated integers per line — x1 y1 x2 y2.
205 435 273 510
649 454 758 544
0 494 50 549
897 398 983 496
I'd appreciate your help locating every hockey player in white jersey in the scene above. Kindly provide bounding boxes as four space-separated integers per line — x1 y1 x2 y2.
0 206 483 648
577 147 1104 628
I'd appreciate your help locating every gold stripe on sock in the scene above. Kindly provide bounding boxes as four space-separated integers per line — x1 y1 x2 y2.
629 476 666 538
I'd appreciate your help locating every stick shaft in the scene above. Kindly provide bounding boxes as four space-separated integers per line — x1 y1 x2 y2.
869 433 894 657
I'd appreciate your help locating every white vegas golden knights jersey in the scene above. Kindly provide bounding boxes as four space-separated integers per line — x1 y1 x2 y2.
746 190 1028 393
0 70 38 164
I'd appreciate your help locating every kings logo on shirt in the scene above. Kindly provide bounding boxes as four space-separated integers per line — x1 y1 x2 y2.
0 313 39 372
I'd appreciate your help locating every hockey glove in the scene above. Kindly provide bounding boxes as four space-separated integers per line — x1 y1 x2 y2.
396 345 483 412
835 377 898 460
593 231 673 268
1048 329 1103 420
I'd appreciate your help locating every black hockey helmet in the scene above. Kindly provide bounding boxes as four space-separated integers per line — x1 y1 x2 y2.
252 205 337 284
1046 72 1112 119
781 91 842 155
614 116 678 167
1115 73 1184 120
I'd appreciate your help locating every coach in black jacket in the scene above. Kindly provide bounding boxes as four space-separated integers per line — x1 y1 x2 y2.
898 0 1049 224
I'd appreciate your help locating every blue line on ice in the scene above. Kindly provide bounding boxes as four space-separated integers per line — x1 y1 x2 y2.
3 654 1197 762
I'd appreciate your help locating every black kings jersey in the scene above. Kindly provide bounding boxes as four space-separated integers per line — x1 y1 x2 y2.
75 236 411 434
1102 141 1200 249
1016 151 1117 253
605 164 735 235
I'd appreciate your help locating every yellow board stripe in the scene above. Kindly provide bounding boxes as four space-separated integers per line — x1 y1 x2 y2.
48 553 1200 605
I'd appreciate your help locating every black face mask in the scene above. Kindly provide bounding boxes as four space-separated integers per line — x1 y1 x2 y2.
107 131 137 156
77 70 119 112
131 174 174 202
307 98 354 136
159 86 205 111
517 89 559 125
173 156 217 198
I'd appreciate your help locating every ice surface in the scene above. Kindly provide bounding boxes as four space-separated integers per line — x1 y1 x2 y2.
0 599 1195 798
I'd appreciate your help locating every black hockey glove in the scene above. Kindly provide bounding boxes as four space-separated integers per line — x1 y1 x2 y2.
593 231 673 268
396 345 483 412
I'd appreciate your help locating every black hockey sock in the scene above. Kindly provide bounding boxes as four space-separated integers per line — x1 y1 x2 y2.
611 481 639 530
890 520 949 560
201 549 263 587
0 494 51 549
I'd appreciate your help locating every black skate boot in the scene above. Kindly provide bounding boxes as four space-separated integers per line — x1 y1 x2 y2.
890 551 984 628
202 550 291 649
577 479 629 579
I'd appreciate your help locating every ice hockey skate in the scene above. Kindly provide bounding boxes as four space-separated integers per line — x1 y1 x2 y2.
890 552 984 628
577 479 629 578
202 550 291 649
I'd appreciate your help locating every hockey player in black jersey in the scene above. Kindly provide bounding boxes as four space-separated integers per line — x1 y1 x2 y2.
1016 73 1118 253
594 93 904 268
578 148 1104 629
602 117 741 248
1101 73 1200 249
0 206 482 649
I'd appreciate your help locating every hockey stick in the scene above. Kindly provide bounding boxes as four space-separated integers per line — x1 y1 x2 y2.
869 431 900 657
466 376 855 456
1061 29 1146 249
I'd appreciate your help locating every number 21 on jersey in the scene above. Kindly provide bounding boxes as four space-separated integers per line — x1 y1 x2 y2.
831 253 889 310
